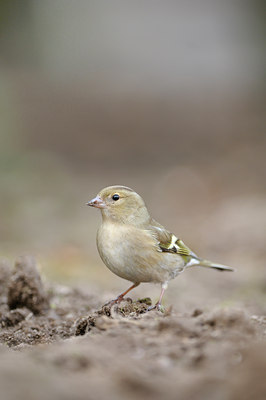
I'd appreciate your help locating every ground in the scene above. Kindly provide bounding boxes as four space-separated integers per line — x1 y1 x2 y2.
0 256 266 400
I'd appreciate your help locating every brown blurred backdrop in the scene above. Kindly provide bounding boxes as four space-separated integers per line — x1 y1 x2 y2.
0 1 265 309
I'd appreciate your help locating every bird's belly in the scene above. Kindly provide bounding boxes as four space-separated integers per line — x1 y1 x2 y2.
96 223 185 283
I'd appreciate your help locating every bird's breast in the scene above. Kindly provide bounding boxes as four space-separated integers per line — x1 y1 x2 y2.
96 223 151 279
97 223 132 270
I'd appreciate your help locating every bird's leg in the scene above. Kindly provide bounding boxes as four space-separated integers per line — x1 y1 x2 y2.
148 282 168 311
105 283 140 306
116 282 140 302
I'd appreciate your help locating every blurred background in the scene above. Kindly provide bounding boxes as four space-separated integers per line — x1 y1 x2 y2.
0 0 265 310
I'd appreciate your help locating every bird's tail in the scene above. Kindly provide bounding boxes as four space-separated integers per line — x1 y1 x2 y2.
189 258 234 272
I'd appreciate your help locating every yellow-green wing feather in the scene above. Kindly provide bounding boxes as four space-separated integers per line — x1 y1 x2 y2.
148 219 198 260
148 219 234 271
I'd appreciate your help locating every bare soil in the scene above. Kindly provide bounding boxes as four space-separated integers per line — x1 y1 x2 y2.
0 257 266 400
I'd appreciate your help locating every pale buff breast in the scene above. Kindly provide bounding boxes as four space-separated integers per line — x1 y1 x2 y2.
96 222 185 283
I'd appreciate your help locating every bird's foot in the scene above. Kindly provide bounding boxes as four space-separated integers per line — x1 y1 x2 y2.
103 297 122 307
103 295 131 307
148 302 165 312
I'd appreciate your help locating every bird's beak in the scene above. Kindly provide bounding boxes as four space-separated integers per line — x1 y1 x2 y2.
87 195 106 209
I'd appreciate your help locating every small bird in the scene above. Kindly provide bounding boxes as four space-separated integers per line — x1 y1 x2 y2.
87 185 234 310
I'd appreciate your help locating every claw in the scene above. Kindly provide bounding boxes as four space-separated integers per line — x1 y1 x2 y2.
147 303 164 312
103 283 139 308
103 295 124 307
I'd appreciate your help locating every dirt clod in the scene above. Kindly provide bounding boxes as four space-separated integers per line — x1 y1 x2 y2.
0 307 32 328
192 308 203 317
74 298 152 335
7 256 49 314
75 315 96 335
98 298 150 318
138 297 152 305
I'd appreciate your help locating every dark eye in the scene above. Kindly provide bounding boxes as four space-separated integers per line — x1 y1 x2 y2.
112 194 120 201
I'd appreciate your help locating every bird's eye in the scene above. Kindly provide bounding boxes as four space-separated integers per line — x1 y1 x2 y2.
112 194 120 201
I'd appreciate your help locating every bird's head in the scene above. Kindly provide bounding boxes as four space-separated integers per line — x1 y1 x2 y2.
87 185 150 225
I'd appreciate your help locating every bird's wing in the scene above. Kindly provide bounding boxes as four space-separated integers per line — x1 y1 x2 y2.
148 219 198 260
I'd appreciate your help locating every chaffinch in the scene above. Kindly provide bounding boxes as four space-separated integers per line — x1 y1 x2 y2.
87 185 233 310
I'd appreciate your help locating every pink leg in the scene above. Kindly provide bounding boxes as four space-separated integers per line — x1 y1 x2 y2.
105 283 140 306
148 282 168 311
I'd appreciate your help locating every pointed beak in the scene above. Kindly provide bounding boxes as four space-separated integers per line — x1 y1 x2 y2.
87 195 106 209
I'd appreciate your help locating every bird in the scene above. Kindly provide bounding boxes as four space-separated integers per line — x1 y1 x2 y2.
87 185 234 310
